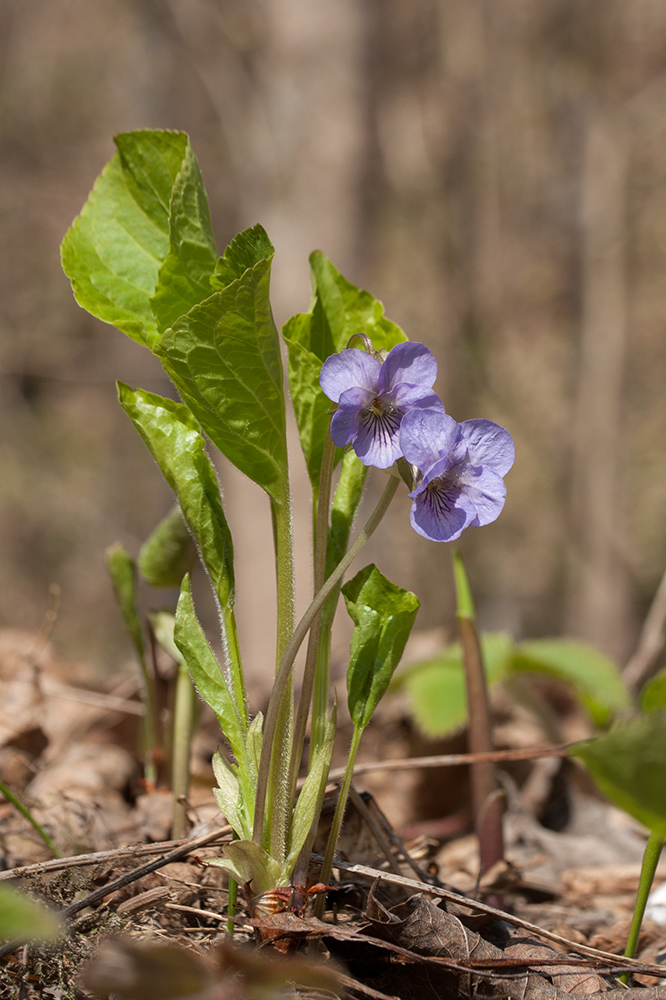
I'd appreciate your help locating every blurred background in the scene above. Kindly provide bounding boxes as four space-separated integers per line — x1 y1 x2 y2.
2 0 666 690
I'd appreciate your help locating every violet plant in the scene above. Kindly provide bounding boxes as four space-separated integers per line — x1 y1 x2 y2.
61 129 514 904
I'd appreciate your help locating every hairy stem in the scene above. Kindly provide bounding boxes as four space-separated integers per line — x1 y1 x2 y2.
288 431 336 804
271 489 295 665
221 604 248 732
265 487 296 857
315 724 364 915
253 475 400 846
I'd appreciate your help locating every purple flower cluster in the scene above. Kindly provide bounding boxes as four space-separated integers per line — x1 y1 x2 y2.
319 342 514 543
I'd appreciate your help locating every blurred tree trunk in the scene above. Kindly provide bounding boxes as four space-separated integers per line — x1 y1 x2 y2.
567 110 631 660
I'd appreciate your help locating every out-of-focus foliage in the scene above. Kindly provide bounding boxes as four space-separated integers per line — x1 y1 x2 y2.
0 884 58 942
572 711 666 838
395 632 632 737
3 0 666 678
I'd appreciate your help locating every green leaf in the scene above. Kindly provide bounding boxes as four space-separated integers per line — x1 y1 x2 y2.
512 638 631 727
139 506 197 588
106 543 144 661
309 251 408 353
174 576 245 758
155 249 289 503
327 450 368 572
149 611 183 665
62 130 209 349
211 224 275 289
395 633 515 739
118 383 235 609
287 705 336 869
245 712 264 785
211 716 262 842
640 669 666 713
212 749 251 840
282 252 407 490
207 839 289 894
571 711 666 837
0 885 59 942
150 140 218 333
343 564 420 730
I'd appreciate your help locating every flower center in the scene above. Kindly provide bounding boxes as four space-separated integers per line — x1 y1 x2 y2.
359 398 403 448
425 476 454 513
369 396 389 416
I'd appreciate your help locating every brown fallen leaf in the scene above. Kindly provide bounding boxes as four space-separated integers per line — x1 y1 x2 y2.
81 936 343 1000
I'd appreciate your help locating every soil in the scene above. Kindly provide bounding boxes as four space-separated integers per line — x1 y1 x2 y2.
0 627 665 1000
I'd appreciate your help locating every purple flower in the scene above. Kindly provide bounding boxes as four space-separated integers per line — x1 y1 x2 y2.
319 342 443 468
399 408 514 542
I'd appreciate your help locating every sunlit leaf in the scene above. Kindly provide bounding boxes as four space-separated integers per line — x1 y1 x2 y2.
174 576 245 759
150 139 218 332
210 223 275 289
118 383 235 610
155 242 289 504
62 130 214 349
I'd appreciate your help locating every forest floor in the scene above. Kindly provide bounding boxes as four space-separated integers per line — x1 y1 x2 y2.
0 626 665 1000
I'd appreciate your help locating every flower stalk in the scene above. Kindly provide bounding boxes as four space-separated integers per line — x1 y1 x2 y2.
252 475 400 847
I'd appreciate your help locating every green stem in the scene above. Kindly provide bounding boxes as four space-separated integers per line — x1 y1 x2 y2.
171 662 197 840
271 489 295 666
452 549 504 879
0 781 62 858
227 820 239 938
288 431 336 805
221 604 248 732
621 831 664 984
252 475 400 847
139 654 159 791
312 453 368 754
315 724 364 915
264 486 295 858
106 545 159 790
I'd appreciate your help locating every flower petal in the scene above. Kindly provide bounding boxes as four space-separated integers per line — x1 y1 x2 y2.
330 386 374 447
460 419 515 476
320 349 381 403
457 465 507 526
399 408 465 477
409 481 475 542
377 342 438 394
353 406 403 467
385 385 445 414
